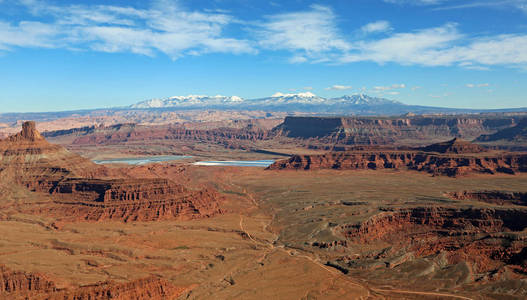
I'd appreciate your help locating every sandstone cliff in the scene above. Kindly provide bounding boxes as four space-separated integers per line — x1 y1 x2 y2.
338 206 527 274
448 190 527 206
0 121 224 221
0 265 186 300
268 139 527 176
272 115 521 147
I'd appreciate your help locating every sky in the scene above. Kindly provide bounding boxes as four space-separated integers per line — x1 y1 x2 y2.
1 0 527 112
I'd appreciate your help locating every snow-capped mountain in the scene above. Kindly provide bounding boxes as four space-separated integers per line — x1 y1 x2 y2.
247 92 327 105
131 95 244 109
128 92 458 115
130 93 400 109
330 94 402 105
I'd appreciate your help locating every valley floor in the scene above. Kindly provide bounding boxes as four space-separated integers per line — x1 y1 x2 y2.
2 165 527 299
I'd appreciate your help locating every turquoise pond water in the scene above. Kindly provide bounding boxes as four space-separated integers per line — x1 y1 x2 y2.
93 155 192 165
93 156 275 167
192 160 275 167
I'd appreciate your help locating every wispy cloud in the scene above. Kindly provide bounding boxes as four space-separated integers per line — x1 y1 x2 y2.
256 5 351 62
466 83 489 88
373 84 406 91
341 23 462 66
361 21 391 34
325 85 353 90
1 2 527 70
433 0 527 14
0 0 254 59
341 23 527 69
0 21 59 50
385 0 527 14
383 0 448 5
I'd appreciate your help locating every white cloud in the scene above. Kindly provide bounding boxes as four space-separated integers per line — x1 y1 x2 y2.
373 84 406 91
0 21 59 50
433 0 527 14
342 23 462 66
385 0 527 14
2 2 527 70
466 83 489 88
325 85 353 90
383 0 448 5
0 0 254 59
340 23 527 69
271 92 317 97
361 21 391 34
256 5 351 62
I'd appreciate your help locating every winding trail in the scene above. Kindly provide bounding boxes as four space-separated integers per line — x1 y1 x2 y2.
225 169 474 299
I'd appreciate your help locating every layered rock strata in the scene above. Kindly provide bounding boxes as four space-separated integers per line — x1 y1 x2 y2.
0 265 186 300
338 207 527 274
268 139 527 176
0 121 224 221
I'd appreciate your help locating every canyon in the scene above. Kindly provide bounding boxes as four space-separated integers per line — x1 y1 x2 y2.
25 114 526 162
1 118 527 299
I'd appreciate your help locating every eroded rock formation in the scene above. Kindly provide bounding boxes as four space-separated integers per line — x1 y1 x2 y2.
49 123 271 150
0 121 224 222
338 207 527 274
272 115 520 146
268 139 527 176
0 265 186 300
448 190 527 206
418 137 487 154
42 179 223 222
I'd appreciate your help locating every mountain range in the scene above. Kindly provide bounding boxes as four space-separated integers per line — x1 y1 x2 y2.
1 93 527 126
129 93 527 115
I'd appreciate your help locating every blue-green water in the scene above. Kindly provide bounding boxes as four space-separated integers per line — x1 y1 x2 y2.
193 160 275 167
93 155 192 165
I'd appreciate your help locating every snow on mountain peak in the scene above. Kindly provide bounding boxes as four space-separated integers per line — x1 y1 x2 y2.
271 92 317 98
130 93 403 110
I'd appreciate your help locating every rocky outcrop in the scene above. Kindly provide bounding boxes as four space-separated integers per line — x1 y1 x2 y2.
476 117 527 143
268 139 527 176
418 137 488 154
0 122 224 222
341 207 527 242
0 265 55 294
338 207 527 273
62 123 271 150
448 190 527 206
43 277 186 300
42 178 224 222
268 150 527 176
0 122 106 182
0 265 186 300
7 121 43 142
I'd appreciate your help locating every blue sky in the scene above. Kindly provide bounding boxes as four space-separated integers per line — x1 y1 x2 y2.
0 0 527 112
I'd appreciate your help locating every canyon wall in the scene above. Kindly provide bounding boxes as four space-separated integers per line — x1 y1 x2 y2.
0 265 186 300
268 151 527 176
1 122 224 222
273 115 521 147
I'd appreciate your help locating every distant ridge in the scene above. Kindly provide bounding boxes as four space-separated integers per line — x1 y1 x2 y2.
128 93 527 115
1 94 527 126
